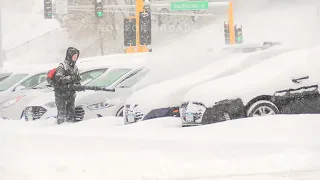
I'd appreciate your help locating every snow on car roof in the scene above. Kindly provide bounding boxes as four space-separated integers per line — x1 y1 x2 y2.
3 63 60 74
221 41 282 50
77 53 149 69
183 46 320 105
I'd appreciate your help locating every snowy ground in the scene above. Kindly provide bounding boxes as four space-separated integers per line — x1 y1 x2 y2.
0 115 320 180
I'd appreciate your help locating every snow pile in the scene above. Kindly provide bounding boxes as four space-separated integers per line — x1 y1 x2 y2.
0 115 320 180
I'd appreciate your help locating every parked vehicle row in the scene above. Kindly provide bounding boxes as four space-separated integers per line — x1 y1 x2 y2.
123 42 294 124
2 42 317 127
124 45 320 127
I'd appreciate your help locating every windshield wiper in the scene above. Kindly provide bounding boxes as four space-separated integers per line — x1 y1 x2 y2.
31 87 43 89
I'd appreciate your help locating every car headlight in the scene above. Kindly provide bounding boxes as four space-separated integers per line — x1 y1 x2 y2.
0 96 25 109
87 99 114 110
45 101 56 108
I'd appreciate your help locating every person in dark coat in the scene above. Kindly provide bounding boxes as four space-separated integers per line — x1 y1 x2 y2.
54 47 81 124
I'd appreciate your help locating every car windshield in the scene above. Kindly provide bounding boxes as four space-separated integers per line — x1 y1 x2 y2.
86 68 132 87
116 69 149 88
0 73 29 92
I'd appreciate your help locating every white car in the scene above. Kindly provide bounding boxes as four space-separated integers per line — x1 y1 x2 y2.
22 55 148 121
0 66 108 120
123 42 295 124
74 67 150 120
0 63 59 94
180 46 320 126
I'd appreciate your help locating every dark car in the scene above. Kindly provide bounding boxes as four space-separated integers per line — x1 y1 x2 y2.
180 46 320 126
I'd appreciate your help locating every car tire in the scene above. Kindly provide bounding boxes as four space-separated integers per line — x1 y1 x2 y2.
247 100 280 117
116 107 124 117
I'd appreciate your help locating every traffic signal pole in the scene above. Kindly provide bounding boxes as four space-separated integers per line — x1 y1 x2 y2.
135 0 143 50
228 2 235 45
0 0 3 68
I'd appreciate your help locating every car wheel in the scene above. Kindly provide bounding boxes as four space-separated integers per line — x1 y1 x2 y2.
247 100 280 117
116 107 124 117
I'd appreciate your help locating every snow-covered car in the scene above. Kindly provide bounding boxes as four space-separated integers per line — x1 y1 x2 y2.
74 67 149 120
0 66 108 120
123 42 295 124
22 56 147 121
0 63 59 94
180 46 320 126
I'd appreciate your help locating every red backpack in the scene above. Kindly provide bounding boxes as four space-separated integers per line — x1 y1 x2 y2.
47 63 64 86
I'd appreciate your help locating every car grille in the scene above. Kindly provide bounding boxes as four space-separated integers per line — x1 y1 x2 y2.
124 104 143 123
75 106 85 122
24 106 47 121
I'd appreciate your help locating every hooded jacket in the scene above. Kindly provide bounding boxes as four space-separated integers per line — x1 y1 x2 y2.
54 47 81 95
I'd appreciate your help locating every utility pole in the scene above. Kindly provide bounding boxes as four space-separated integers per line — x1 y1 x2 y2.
98 19 104 55
0 0 3 68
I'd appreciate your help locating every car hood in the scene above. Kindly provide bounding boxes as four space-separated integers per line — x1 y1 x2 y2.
0 88 50 103
75 88 132 106
125 46 294 109
184 47 318 106
26 91 55 107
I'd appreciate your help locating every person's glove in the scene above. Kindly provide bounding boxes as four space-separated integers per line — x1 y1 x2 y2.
65 76 72 82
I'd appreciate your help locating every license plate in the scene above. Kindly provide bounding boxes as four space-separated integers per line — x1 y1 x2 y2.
185 112 194 122
127 114 135 123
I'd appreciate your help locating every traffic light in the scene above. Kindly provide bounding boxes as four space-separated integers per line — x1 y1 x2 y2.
44 0 53 19
234 25 243 44
124 18 136 46
224 22 230 45
139 5 151 46
95 0 103 18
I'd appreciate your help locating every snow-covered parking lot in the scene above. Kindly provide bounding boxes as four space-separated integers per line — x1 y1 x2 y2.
0 115 320 180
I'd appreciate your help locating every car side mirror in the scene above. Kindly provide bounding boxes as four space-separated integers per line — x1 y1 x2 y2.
292 76 309 84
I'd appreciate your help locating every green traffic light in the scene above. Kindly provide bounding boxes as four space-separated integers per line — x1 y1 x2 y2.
97 11 103 17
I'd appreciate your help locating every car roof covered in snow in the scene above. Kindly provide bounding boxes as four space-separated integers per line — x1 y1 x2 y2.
221 41 282 51
77 53 149 69
3 63 60 74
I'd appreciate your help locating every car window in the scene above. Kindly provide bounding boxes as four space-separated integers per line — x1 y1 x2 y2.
116 69 149 88
0 76 9 82
0 74 29 92
86 68 132 87
20 73 46 88
80 69 108 85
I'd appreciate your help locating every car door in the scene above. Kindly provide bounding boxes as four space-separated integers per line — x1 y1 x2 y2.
274 53 320 114
14 73 47 91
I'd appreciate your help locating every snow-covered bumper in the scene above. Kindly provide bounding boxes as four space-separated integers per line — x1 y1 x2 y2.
0 95 36 120
123 104 180 124
74 104 119 120
22 102 119 121
180 99 246 126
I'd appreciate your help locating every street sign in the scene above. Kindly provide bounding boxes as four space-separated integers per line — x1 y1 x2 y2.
170 1 208 11
55 0 68 14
